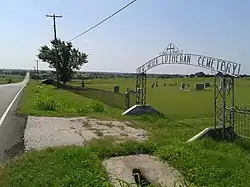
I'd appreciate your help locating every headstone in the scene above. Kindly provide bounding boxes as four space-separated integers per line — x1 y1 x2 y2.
194 83 205 90
204 82 210 88
113 85 119 93
180 83 185 90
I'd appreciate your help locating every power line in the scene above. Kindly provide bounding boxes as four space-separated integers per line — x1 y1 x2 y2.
68 0 137 42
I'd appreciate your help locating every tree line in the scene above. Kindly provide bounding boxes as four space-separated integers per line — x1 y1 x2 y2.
36 39 249 83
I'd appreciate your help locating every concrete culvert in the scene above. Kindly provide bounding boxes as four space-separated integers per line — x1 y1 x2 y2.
103 154 184 187
132 168 151 186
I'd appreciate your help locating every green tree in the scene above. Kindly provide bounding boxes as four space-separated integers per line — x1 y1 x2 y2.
38 39 88 84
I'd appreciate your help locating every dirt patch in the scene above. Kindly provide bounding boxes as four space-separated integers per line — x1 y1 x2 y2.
24 116 148 151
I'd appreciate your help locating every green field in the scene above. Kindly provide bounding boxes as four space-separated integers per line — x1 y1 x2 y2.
1 78 250 186
0 75 24 84
71 77 250 119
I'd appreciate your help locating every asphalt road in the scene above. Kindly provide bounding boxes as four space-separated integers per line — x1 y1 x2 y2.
0 74 29 162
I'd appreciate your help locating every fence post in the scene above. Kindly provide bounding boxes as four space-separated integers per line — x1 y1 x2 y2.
221 76 226 140
214 75 217 130
125 91 130 109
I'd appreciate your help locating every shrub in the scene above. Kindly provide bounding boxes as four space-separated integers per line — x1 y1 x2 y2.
33 86 43 94
76 107 88 115
35 97 60 111
88 101 104 112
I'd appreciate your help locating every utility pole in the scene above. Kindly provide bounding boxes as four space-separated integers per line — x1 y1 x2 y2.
33 66 36 82
46 14 62 88
35 60 39 83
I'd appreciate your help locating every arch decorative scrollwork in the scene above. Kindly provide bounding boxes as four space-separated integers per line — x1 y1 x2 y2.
159 43 184 56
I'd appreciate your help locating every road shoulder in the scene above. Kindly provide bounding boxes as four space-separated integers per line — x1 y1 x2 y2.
0 92 27 162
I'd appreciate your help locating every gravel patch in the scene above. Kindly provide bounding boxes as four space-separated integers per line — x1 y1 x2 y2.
24 116 148 151
103 154 184 187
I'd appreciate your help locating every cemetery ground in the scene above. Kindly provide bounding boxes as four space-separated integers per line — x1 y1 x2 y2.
0 78 250 186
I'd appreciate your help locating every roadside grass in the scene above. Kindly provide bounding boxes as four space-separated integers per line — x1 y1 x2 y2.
17 83 120 117
1 79 249 186
0 146 110 187
1 116 250 186
0 139 190 187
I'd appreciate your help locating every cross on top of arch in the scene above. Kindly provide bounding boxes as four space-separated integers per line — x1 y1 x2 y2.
167 43 175 54
160 43 183 56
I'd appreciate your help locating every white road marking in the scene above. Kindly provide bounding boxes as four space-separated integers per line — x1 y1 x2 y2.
0 74 29 127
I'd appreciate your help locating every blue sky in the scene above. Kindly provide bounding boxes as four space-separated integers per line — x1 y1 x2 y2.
0 0 249 74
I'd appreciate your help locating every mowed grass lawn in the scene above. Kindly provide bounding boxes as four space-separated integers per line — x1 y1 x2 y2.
71 77 250 119
0 79 250 186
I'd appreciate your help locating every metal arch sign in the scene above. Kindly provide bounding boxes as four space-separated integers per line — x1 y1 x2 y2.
136 43 241 77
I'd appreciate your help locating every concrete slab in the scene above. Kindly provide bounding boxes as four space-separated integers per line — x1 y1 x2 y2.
187 126 237 142
25 117 148 151
187 127 214 142
122 105 159 115
103 154 184 187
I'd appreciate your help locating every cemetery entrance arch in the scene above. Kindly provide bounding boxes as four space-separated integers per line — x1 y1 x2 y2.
135 43 241 139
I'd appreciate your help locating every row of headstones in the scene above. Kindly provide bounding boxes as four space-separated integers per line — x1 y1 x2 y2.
180 82 211 90
151 82 211 90
152 82 178 88
113 85 143 94
113 82 211 93
114 82 178 93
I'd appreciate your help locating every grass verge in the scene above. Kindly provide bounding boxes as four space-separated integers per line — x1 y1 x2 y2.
2 82 249 186
18 83 119 118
